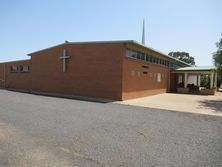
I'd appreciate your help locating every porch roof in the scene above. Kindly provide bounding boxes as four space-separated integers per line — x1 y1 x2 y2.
173 66 217 73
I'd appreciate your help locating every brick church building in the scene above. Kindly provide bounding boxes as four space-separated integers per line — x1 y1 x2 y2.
0 40 191 101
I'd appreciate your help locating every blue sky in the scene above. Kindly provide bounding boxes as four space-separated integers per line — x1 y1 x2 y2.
0 0 221 65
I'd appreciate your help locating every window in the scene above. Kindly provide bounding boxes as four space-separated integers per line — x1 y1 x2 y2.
157 73 161 82
136 52 141 59
140 53 145 61
178 74 183 83
23 65 30 72
153 57 156 63
10 66 18 72
126 49 133 58
162 60 165 66
126 49 135 58
154 57 158 64
20 65 30 72
126 49 185 69
132 51 137 58
150 56 153 63
157 58 160 64
20 65 23 71
146 55 150 62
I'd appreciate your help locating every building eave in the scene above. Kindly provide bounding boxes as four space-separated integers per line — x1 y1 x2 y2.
0 59 30 64
27 40 135 56
172 66 217 73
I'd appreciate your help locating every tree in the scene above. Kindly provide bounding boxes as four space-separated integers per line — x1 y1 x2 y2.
168 52 195 66
200 75 210 89
213 36 222 86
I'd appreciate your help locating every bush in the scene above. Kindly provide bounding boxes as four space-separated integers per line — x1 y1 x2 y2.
178 82 184 88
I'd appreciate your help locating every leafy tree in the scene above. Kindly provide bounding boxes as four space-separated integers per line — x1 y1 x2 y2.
213 36 222 86
200 75 210 88
168 52 195 65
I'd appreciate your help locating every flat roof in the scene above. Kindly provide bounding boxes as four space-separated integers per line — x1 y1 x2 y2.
0 59 30 64
175 66 217 72
28 40 190 66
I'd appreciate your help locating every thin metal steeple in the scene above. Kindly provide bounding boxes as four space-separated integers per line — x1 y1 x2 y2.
142 19 145 45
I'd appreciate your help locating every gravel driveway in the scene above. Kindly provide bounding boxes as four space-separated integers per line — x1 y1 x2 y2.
0 90 222 167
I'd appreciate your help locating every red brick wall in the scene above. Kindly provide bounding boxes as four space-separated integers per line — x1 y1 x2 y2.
0 42 181 101
0 63 5 88
121 44 170 100
30 43 124 100
1 60 31 90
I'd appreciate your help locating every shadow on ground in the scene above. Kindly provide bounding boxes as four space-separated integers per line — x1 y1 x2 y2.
6 89 114 104
199 99 222 113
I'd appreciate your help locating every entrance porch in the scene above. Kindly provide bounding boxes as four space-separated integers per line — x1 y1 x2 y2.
171 66 217 95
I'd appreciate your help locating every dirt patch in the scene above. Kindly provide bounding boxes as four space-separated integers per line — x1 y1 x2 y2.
0 132 7 141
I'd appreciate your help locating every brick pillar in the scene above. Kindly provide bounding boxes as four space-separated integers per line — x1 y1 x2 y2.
197 75 200 86
210 72 214 89
214 72 217 88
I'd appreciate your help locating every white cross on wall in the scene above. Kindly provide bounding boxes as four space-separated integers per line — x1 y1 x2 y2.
60 49 70 72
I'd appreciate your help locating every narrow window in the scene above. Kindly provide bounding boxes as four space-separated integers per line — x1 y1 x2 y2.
178 74 183 83
157 73 161 82
23 65 30 72
132 51 137 58
145 55 149 62
157 58 160 64
126 49 132 58
141 53 145 61
10 66 18 72
20 65 23 71
19 65 30 72
136 52 141 60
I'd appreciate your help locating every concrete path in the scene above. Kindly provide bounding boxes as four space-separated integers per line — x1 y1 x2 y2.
118 92 222 117
0 90 222 166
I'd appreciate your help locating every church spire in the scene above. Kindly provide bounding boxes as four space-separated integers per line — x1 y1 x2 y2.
142 19 145 45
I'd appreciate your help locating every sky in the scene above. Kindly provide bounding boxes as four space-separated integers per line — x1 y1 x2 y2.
0 0 221 66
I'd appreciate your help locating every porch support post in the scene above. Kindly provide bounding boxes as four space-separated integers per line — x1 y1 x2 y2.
210 72 214 89
184 72 187 88
214 72 217 88
197 75 201 86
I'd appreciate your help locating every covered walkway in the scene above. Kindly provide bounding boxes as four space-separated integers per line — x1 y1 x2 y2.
171 66 217 95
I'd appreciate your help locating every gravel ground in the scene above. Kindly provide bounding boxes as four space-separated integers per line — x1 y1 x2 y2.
0 90 222 167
